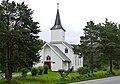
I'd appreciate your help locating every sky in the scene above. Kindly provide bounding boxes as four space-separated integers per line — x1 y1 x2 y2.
5 0 120 44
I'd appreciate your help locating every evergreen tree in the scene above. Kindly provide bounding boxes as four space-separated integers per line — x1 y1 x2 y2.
0 0 43 80
80 21 100 73
99 19 118 73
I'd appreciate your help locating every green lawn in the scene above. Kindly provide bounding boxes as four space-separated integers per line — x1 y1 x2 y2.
0 70 120 84
0 71 79 84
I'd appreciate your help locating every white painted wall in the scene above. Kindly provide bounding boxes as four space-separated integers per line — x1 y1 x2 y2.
44 45 51 61
34 44 63 71
51 49 62 71
74 55 83 70
51 29 65 42
62 62 68 70
53 43 74 68
34 43 83 71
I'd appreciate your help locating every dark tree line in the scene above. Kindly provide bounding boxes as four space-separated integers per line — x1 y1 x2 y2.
80 19 120 74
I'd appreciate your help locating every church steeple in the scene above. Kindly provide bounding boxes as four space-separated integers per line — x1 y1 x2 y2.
50 3 66 31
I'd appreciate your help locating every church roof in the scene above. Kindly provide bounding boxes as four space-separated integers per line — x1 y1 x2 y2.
63 42 73 50
50 41 73 52
50 3 66 31
46 43 71 62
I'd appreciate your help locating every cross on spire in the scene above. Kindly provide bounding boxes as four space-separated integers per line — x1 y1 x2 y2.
57 3 59 10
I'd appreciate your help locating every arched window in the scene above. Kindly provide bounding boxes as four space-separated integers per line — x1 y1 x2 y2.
46 56 51 60
65 48 68 53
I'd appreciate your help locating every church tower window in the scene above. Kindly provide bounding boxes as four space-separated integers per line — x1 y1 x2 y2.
65 48 68 53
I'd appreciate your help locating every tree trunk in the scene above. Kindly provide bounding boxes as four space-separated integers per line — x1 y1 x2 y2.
109 55 113 74
90 53 94 73
5 41 12 81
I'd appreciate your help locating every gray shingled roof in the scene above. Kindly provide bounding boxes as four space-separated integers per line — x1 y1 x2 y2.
48 43 71 62
63 42 73 50
50 41 73 51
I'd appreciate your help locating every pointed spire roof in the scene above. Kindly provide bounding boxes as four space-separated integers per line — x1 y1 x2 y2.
50 3 66 31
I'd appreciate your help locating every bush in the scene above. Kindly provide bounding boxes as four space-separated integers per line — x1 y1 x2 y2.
94 68 98 72
77 67 89 75
21 68 29 77
38 66 43 75
31 68 38 76
43 65 48 74
58 69 70 78
58 69 65 77
106 71 115 75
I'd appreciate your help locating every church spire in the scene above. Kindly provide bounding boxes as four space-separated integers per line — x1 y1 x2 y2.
50 3 66 31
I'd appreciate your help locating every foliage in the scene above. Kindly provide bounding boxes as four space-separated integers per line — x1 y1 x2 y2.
0 70 120 84
58 69 70 78
80 21 100 73
72 44 81 55
38 66 43 75
0 52 5 72
31 68 38 76
93 68 98 72
21 68 29 77
80 19 120 74
0 0 43 80
43 65 48 74
77 67 89 75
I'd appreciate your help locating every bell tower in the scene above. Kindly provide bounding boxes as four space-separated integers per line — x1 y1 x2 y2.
50 3 66 42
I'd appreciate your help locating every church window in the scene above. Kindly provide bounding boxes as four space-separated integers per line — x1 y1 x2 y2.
65 48 68 53
75 56 77 65
46 56 51 60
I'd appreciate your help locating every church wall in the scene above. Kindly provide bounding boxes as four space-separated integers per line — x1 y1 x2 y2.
44 45 63 71
74 55 83 70
34 44 83 71
51 50 62 71
53 43 74 68
62 62 68 70
44 46 51 62
33 45 63 71
51 29 65 42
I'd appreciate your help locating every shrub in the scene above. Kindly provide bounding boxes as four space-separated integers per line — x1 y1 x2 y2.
58 69 65 77
106 71 115 75
38 66 43 75
31 68 38 76
65 70 70 77
58 69 70 78
43 65 48 74
77 67 89 75
103 68 107 71
21 68 29 77
94 68 98 72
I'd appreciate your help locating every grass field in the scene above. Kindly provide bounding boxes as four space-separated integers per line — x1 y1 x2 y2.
0 71 79 84
0 70 120 84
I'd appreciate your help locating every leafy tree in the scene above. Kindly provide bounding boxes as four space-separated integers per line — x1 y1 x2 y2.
0 0 42 81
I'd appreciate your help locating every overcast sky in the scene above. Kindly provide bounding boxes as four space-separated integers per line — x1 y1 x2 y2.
7 0 120 44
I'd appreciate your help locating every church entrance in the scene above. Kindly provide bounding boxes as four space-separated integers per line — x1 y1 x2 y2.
45 55 51 69
44 62 51 69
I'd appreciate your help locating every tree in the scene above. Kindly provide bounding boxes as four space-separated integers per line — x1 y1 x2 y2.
0 0 42 81
80 21 100 73
99 19 118 73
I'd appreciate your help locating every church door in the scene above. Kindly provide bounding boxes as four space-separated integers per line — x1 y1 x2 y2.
44 55 51 69
44 62 51 69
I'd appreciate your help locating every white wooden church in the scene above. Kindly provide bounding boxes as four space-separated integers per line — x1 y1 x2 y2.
34 4 83 71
